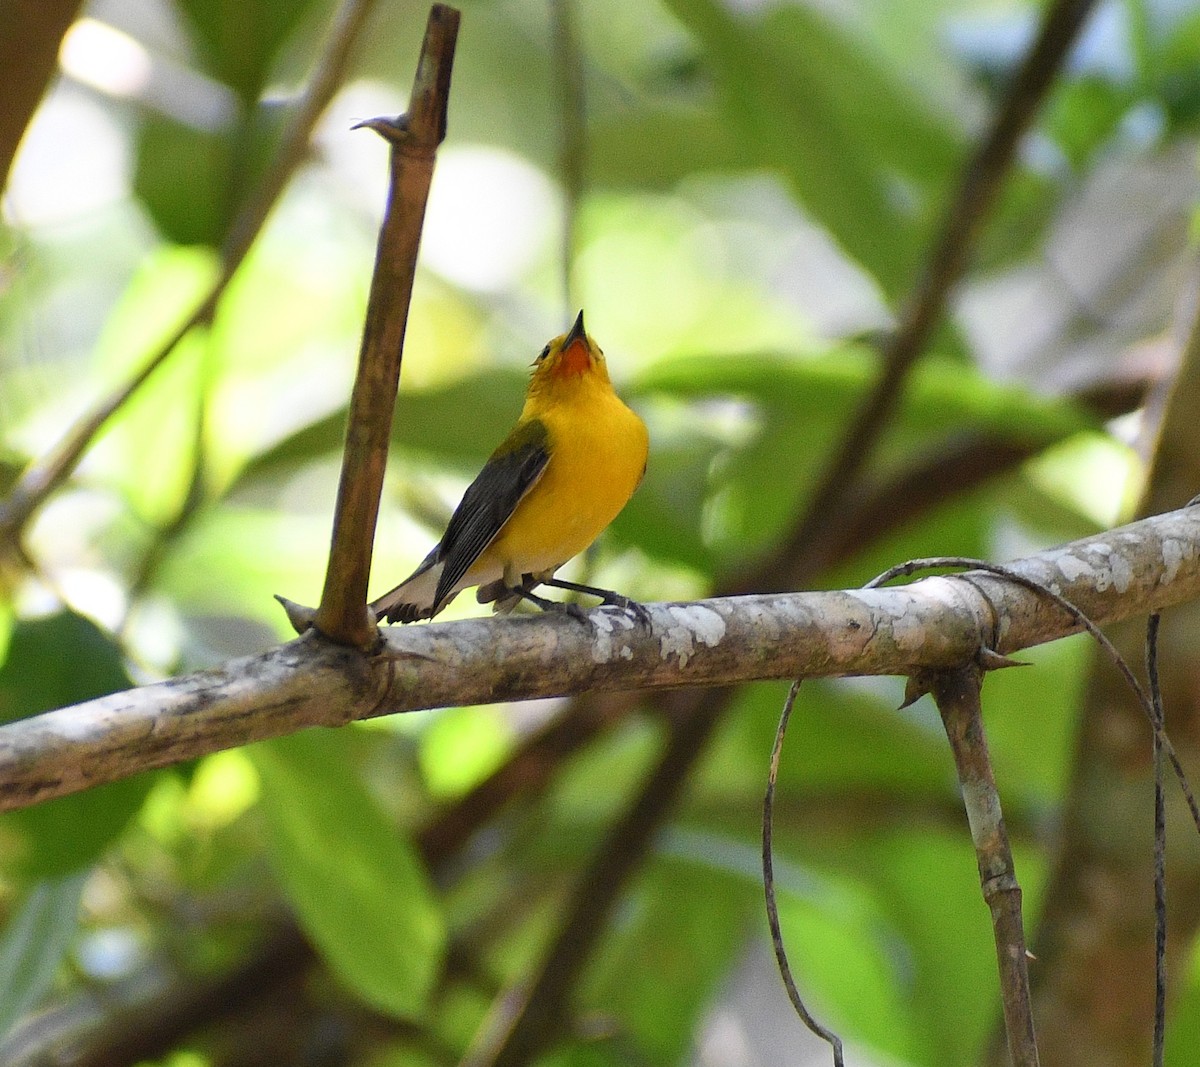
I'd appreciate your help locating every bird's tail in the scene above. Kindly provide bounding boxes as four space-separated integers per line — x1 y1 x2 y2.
370 552 444 624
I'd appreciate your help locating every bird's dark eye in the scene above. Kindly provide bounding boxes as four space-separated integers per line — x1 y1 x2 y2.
535 344 551 364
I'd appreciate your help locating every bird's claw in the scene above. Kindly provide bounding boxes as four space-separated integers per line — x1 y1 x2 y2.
551 596 650 629
598 593 651 627
517 581 650 628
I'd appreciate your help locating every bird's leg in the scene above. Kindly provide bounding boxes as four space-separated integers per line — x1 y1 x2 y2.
541 577 650 625
516 585 589 623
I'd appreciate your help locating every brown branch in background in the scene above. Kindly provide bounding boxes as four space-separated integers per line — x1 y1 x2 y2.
928 664 1040 1067
550 0 586 312
768 0 1099 581
416 690 631 860
1010 264 1200 1067
0 925 316 1067
0 0 86 191
0 0 381 547
312 4 459 646
461 687 729 1067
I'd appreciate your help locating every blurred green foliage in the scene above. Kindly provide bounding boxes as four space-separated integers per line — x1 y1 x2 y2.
1 0 1199 1064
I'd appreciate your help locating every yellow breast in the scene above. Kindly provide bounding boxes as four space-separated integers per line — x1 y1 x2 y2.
483 377 648 575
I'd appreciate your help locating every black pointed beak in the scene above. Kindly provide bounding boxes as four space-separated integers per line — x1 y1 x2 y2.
564 309 586 349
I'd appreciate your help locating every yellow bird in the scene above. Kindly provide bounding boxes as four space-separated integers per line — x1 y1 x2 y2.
371 311 649 623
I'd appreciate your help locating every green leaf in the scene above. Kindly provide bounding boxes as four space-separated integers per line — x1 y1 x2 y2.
1166 944 1200 1063
1159 9 1200 128
982 636 1089 805
632 349 1095 563
584 850 755 1063
0 449 25 497
788 824 1048 1067
663 0 964 296
590 109 744 190
134 115 237 248
155 507 332 627
638 349 1093 444
771 868 920 1065
92 246 220 375
0 874 87 1037
609 430 724 573
874 833 1041 1066
1042 78 1134 170
176 0 326 104
0 613 155 878
419 706 514 800
253 729 445 1020
233 369 530 490
0 612 130 717
704 680 951 807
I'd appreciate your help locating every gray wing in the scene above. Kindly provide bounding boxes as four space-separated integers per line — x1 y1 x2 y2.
432 419 550 611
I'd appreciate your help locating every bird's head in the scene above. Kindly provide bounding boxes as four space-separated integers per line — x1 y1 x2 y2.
531 310 610 387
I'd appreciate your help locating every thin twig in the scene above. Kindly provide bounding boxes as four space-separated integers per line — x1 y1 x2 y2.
763 678 846 1067
0 0 381 545
773 0 1098 571
1146 612 1167 1067
928 665 1040 1067
312 4 460 647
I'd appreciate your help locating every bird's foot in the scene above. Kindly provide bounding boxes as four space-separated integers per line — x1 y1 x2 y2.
592 589 650 626
541 578 651 627
517 587 591 624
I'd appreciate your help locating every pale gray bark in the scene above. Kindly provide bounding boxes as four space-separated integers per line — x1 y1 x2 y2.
1 504 1197 813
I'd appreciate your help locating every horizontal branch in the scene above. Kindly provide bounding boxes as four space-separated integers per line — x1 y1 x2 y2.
2 506 1198 813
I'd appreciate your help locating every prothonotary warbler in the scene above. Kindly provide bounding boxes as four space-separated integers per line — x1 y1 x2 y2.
371 311 649 623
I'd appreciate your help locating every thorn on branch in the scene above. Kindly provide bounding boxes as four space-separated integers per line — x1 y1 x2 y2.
275 595 317 634
899 671 933 709
976 648 1029 671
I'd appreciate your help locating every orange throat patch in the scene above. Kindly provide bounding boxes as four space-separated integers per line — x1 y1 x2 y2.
556 340 591 376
